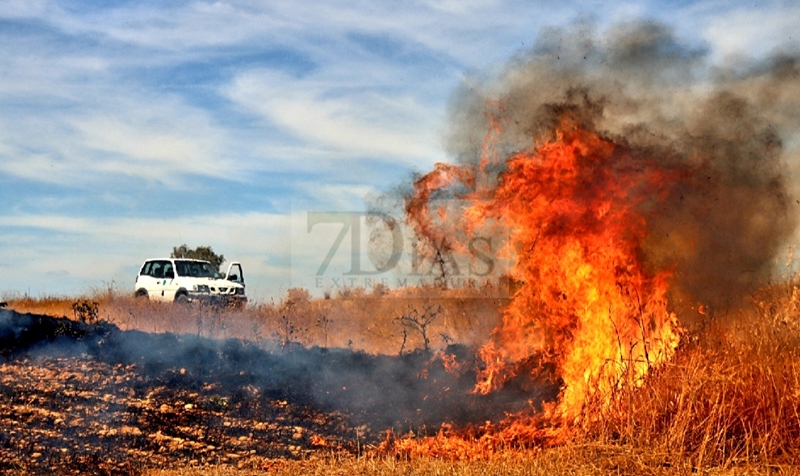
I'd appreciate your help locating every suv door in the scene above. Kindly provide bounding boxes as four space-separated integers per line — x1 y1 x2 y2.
148 259 176 302
225 262 244 286
161 260 180 301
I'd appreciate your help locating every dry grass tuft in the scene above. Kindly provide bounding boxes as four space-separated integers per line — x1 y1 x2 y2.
577 281 800 467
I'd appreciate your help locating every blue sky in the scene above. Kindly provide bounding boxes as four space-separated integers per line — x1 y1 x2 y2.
1 1 798 301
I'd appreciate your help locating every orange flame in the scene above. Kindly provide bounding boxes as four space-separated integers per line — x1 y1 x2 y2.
406 115 685 431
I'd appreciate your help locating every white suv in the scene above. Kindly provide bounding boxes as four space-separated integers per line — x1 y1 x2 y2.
134 258 247 307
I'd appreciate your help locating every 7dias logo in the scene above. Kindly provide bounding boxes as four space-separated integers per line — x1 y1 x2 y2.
290 207 510 297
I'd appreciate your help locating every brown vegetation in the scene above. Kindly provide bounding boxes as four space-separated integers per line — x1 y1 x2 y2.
576 281 800 467
4 285 505 355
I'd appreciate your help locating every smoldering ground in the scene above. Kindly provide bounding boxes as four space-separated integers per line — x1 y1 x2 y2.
422 20 800 312
0 308 559 475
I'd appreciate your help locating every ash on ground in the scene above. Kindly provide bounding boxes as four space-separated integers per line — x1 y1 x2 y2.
0 309 557 475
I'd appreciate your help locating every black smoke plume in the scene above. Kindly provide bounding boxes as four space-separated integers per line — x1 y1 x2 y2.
439 20 799 311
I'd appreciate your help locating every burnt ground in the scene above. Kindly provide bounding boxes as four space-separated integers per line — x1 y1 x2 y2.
0 309 559 475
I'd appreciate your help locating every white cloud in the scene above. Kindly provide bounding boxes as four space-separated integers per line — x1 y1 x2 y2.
30 2 290 51
294 183 382 212
0 90 241 186
5 1 549 69
702 4 800 60
421 0 502 14
71 108 234 178
0 212 286 249
0 0 50 18
226 69 445 168
0 154 77 185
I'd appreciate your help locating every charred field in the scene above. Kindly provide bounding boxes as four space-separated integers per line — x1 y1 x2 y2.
0 298 559 475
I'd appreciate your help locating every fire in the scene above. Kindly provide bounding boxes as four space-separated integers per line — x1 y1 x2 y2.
406 115 685 430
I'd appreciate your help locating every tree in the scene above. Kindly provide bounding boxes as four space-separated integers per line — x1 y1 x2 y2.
171 244 225 271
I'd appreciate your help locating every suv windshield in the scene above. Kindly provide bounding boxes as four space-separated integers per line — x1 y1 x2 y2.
175 260 222 279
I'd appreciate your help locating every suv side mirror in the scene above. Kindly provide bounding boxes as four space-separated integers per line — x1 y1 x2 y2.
228 274 238 281
165 270 175 279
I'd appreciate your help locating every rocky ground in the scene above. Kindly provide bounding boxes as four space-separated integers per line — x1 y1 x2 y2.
0 309 557 475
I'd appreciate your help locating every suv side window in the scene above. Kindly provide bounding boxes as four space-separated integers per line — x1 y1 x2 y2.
176 261 189 277
150 261 169 278
150 262 163 278
141 261 153 276
150 260 173 278
163 261 174 278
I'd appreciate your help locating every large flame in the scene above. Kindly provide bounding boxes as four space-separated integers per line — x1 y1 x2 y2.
406 116 685 427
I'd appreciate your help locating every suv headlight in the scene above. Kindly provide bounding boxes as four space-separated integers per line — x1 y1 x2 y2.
193 284 210 293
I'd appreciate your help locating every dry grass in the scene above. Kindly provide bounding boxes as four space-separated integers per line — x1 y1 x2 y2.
3 285 504 355
144 446 796 475
575 281 800 468
4 282 800 474
2 293 77 318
